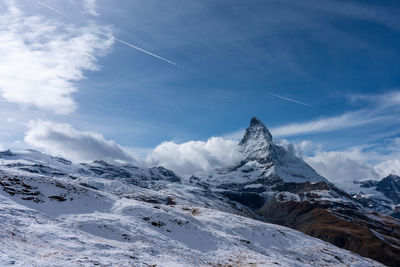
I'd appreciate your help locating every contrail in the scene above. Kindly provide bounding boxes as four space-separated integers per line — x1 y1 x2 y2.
270 93 324 111
37 1 184 69
37 1 69 18
113 38 184 69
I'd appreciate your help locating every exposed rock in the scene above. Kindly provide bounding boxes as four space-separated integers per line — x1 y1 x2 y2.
0 149 16 157
257 199 400 267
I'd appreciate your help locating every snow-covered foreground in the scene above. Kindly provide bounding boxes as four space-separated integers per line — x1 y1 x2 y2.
0 183 381 266
0 147 385 266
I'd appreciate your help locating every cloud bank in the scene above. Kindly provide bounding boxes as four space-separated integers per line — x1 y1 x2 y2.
23 119 243 175
0 1 113 114
146 137 243 176
21 119 400 186
25 120 135 162
304 150 381 189
278 139 400 191
374 159 400 178
277 134 400 191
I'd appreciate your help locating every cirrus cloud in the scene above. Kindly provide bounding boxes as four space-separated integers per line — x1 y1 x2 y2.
271 90 400 138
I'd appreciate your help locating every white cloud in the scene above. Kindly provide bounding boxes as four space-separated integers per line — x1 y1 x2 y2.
271 111 376 137
220 129 245 141
277 139 320 157
23 121 243 174
146 137 243 176
277 139 382 189
374 159 400 178
304 150 381 190
83 0 99 16
271 90 400 137
0 1 113 114
24 120 135 163
350 90 400 109
281 137 400 190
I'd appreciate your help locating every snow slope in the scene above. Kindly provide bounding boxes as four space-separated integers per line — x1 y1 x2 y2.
0 150 382 267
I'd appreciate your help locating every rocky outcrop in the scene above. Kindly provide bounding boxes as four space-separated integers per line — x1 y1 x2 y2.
355 174 400 204
257 197 400 267
376 175 400 204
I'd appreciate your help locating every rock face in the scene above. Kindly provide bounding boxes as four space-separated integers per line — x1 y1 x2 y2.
356 174 400 204
348 174 400 215
239 117 275 164
257 189 400 267
376 175 400 203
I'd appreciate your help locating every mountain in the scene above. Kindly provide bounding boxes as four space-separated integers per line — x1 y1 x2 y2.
349 174 400 219
239 117 326 184
0 117 399 266
191 117 400 267
195 117 326 187
191 117 353 209
0 150 380 266
190 117 331 209
354 174 400 204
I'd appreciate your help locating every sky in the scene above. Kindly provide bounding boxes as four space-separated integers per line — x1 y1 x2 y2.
1 0 400 186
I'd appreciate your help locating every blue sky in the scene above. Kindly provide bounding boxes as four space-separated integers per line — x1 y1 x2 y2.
1 0 400 184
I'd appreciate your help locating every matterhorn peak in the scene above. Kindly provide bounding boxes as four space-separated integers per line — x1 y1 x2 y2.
239 117 276 164
240 117 273 145
234 117 326 184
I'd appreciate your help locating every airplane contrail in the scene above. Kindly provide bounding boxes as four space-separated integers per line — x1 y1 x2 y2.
36 1 184 69
269 93 324 111
37 1 69 18
113 38 184 69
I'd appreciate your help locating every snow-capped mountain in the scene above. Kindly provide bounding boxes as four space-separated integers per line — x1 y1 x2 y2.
195 117 325 188
191 117 400 267
350 174 400 218
239 117 326 184
191 117 350 209
354 174 400 204
0 117 399 266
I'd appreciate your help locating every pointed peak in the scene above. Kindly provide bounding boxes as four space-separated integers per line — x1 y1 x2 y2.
239 117 276 164
250 117 265 127
240 117 273 145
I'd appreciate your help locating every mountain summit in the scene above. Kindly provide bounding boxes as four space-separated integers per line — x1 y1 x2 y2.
195 117 326 191
239 117 277 164
238 117 325 183
240 117 273 144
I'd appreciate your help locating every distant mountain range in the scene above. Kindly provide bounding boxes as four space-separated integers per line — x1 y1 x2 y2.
0 117 399 266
